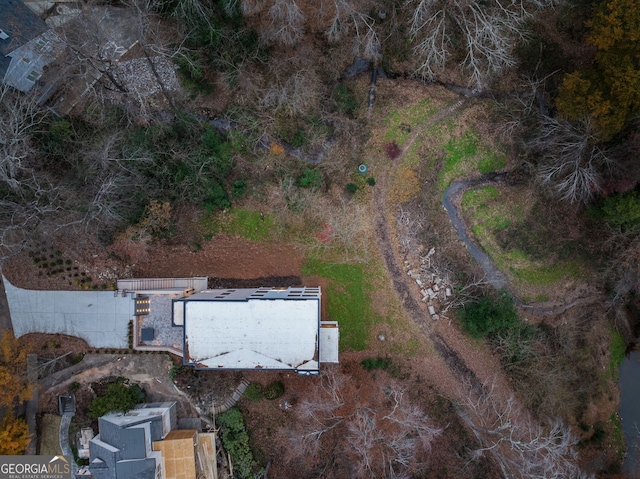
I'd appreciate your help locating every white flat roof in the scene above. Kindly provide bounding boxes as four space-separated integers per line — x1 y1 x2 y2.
319 322 339 364
183 297 319 370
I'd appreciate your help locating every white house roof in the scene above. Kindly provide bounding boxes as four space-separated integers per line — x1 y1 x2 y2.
182 288 321 371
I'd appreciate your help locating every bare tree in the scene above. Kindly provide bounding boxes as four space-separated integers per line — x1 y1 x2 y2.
0 86 46 191
259 67 322 116
407 0 554 87
285 372 442 479
264 0 305 47
460 379 591 479
529 116 612 204
348 407 382 477
325 0 381 61
0 86 62 259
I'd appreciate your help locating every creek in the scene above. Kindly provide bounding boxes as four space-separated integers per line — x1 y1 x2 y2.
619 347 640 475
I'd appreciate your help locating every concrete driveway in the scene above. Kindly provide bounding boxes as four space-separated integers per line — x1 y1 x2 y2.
3 276 134 348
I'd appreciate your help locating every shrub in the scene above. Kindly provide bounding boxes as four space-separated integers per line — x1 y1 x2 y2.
333 83 358 116
385 141 402 159
88 380 145 418
361 356 393 371
589 189 640 230
263 381 285 400
232 180 247 198
216 408 258 479
457 291 520 339
168 364 187 381
71 353 84 365
297 169 323 189
345 183 358 194
366 177 376 186
243 383 263 401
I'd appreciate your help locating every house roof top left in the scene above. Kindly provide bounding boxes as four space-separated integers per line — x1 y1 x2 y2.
0 0 49 79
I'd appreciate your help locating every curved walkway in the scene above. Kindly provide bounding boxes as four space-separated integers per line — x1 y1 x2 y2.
211 378 250 416
442 175 603 315
442 176 509 289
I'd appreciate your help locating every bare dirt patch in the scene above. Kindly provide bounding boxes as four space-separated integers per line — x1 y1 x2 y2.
4 230 304 291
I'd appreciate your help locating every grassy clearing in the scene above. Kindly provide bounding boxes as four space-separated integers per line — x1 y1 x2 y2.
200 208 274 241
39 414 63 456
437 130 507 190
477 151 506 174
302 257 381 351
462 186 586 289
507 260 584 286
402 137 423 167
384 98 436 146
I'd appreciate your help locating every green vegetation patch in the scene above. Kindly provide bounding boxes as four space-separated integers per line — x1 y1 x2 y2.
302 258 380 351
589 190 640 231
384 98 435 146
361 356 393 371
457 291 521 339
438 130 478 189
243 383 263 402
477 151 506 174
201 208 274 241
610 412 626 463
263 381 285 400
607 329 626 381
508 260 584 286
216 408 260 479
88 379 145 418
333 83 359 116
462 186 586 288
436 130 507 190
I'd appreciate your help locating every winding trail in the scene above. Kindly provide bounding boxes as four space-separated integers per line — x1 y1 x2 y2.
442 174 603 316
373 96 486 393
442 175 509 289
372 90 592 476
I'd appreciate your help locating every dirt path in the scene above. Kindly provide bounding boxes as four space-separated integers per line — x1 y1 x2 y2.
41 354 200 419
373 96 511 396
374 91 592 477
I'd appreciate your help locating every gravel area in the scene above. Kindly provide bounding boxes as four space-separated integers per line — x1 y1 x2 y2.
138 293 184 351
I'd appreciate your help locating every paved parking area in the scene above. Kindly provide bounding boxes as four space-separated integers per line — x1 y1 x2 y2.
3 276 134 348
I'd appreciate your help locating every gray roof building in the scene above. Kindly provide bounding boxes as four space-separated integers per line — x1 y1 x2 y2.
0 0 66 102
87 402 177 479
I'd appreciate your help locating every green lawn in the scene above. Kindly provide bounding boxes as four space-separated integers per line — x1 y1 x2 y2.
302 258 380 351
437 130 506 190
384 98 436 146
200 208 274 241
